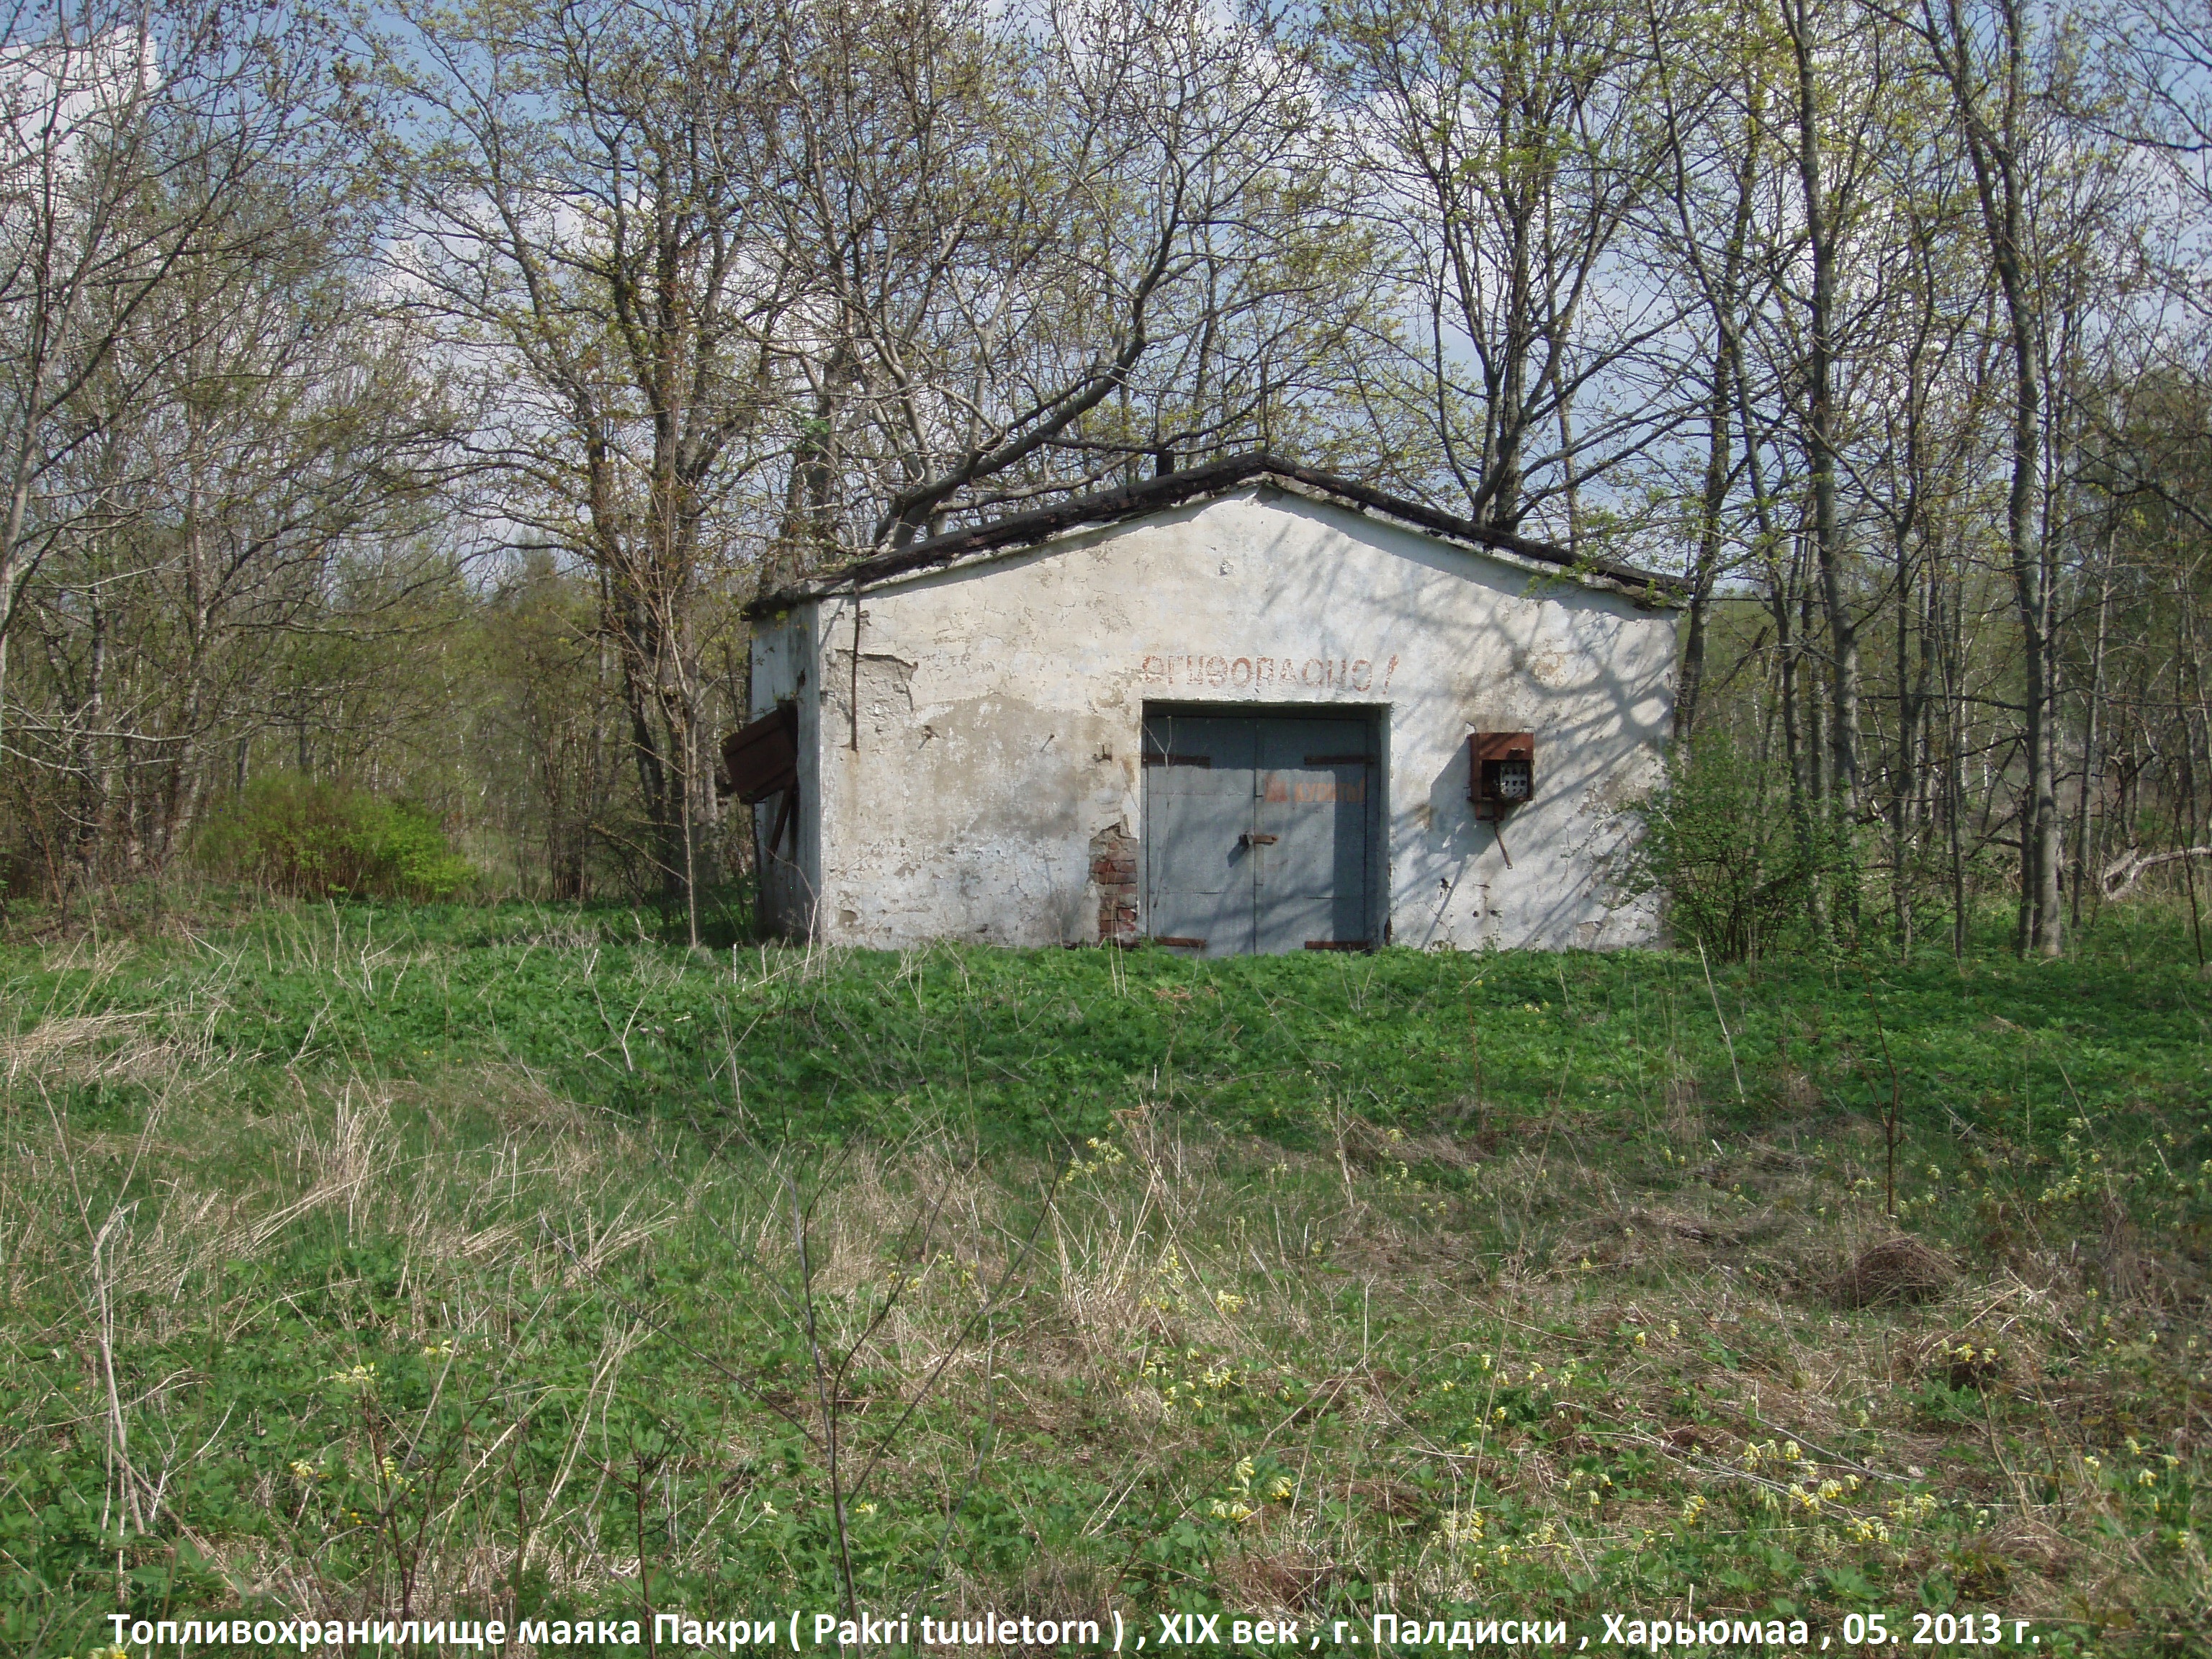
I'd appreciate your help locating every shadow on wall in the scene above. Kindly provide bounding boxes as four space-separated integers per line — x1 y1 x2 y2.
1236 496 1671 950
1422 741 1502 947
1417 733 1659 950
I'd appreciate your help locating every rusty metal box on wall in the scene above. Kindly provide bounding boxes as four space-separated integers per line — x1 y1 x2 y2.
1468 731 1534 819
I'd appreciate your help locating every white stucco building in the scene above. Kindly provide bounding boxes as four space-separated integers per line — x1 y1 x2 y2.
728 456 1680 954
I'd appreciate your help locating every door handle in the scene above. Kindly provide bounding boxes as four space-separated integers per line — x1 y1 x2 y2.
1240 832 1280 847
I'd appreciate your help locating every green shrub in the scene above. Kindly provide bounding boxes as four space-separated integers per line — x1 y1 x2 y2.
1629 737 1830 960
202 774 474 902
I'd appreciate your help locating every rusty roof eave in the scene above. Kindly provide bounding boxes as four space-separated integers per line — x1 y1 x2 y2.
740 455 1688 620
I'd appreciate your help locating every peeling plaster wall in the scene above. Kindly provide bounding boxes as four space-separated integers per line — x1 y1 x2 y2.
750 487 1676 951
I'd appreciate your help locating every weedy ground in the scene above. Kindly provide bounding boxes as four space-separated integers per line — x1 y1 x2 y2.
1 899 2208 1656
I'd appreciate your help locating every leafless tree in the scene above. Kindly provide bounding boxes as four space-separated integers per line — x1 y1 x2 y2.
374 0 804 940
1313 0 1686 541
0 0 339 764
761 0 1367 564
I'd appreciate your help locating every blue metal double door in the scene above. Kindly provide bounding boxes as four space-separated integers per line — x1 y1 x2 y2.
1141 709 1382 956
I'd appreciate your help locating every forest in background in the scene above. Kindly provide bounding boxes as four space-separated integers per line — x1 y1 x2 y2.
4 0 2211 958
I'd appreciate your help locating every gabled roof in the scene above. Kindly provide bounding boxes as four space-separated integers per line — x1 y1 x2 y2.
741 453 1685 619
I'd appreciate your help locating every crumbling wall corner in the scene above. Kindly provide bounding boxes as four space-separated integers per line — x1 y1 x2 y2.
1088 820 1140 945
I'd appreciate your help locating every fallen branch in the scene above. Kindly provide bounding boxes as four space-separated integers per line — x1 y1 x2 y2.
2100 845 2212 900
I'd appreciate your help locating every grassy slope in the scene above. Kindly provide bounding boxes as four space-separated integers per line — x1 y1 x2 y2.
17 900 2204 1145
1 903 2207 1655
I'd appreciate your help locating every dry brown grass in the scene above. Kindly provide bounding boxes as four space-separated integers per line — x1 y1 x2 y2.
1833 1236 1959 1307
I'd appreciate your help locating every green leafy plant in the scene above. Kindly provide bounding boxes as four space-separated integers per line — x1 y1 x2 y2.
200 774 474 901
1629 738 1834 961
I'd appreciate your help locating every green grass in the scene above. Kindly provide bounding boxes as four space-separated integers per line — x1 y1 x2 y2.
1 901 2208 1656
11 899 2207 1151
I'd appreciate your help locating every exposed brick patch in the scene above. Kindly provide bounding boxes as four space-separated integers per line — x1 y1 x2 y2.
1089 822 1139 945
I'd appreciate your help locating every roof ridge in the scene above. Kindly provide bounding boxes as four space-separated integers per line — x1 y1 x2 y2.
742 454 1683 617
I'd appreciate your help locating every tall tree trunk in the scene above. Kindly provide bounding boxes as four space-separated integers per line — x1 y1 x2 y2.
1784 0 1863 847
1936 568 1971 955
2071 521 2112 927
1799 554 1827 809
1678 346 1735 739
1938 0 2060 954
1737 338 1827 938
1676 102 1763 743
71 580 111 892
1891 531 1919 958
